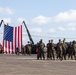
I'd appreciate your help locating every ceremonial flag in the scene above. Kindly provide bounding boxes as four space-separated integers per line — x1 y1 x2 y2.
2 25 22 54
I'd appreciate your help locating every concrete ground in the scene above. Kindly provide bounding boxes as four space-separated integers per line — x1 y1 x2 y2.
0 54 76 75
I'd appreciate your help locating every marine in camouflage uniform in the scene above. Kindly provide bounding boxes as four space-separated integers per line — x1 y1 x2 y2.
72 41 76 60
16 47 19 55
37 42 41 60
62 39 67 60
68 42 73 60
27 44 31 55
47 40 51 60
50 40 55 60
24 45 26 55
22 45 26 55
37 39 45 60
56 39 63 61
25 44 31 55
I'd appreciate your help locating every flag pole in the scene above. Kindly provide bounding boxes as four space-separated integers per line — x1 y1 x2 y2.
0 20 9 27
22 21 34 44
0 20 4 27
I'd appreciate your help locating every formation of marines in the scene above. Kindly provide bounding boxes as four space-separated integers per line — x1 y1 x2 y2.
37 39 76 60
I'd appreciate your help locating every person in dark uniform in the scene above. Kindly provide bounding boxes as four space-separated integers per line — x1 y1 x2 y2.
72 41 76 60
16 47 19 55
37 42 41 60
47 40 51 60
37 39 45 60
68 42 73 60
24 45 26 55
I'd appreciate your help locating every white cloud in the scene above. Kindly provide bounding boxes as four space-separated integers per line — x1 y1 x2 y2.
66 23 76 31
17 18 27 24
31 9 76 25
68 27 76 31
30 28 42 34
53 9 76 22
67 22 76 27
58 27 65 31
31 15 51 24
57 22 76 31
49 28 56 33
0 7 15 15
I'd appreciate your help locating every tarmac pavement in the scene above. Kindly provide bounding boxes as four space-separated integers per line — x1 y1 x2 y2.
0 54 76 75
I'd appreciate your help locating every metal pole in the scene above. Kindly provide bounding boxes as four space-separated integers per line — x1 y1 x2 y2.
22 21 34 44
0 20 4 27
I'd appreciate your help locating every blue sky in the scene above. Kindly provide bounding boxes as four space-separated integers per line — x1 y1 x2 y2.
0 0 76 45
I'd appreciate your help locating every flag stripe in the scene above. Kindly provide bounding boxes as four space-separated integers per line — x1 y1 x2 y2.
19 25 22 52
21 25 22 51
5 41 6 53
7 41 9 53
12 42 13 53
10 42 12 54
8 41 10 53
4 40 7 53
13 27 17 53
2 40 4 53
18 26 20 52
15 27 17 52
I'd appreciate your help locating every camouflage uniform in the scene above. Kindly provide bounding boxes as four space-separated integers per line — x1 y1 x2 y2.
24 45 26 55
47 40 51 60
16 47 19 55
73 41 76 60
68 42 73 60
22 45 26 55
26 44 31 55
27 44 31 55
57 39 63 60
62 40 67 60
37 39 45 60
37 42 41 60
50 40 55 60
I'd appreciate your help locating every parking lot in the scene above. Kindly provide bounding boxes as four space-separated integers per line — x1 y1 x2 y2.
0 54 76 75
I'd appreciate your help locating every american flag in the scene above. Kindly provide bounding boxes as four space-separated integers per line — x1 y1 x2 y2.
2 24 22 54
